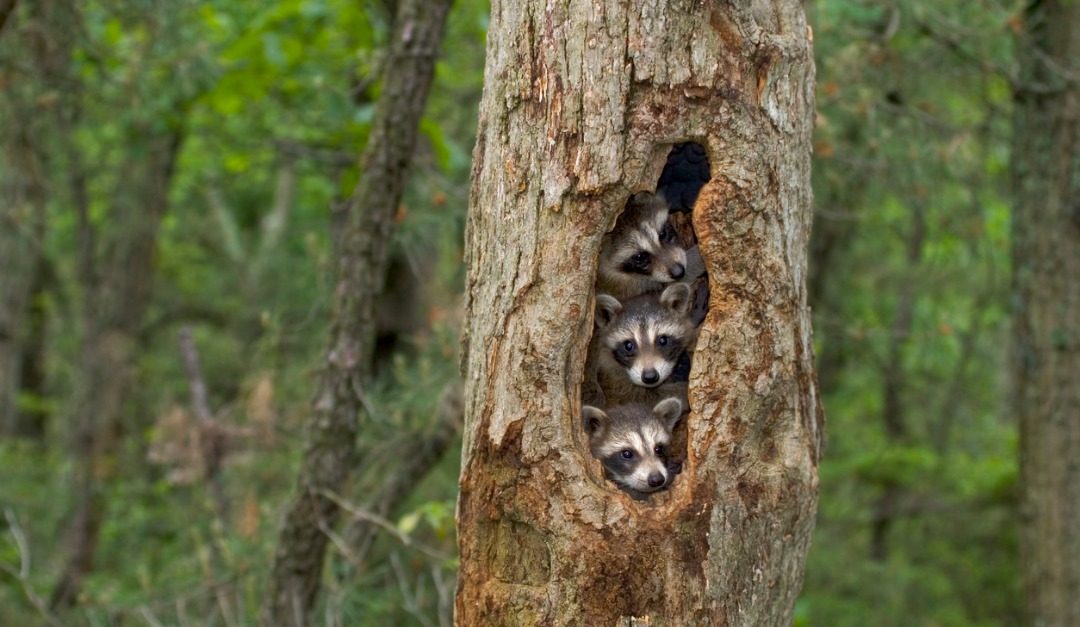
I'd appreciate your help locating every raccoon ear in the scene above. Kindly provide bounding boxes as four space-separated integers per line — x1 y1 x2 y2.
660 282 693 315
652 397 685 430
582 406 610 438
594 294 623 328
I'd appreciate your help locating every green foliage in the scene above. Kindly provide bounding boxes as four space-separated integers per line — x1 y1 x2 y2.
1 0 485 623
802 0 1019 624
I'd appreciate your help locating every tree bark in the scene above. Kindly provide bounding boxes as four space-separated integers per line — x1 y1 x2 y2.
1012 1 1080 625
456 1 822 624
260 0 451 623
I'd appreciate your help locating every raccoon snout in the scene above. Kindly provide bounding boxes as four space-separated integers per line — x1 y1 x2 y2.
641 369 660 385
647 472 666 488
669 263 685 279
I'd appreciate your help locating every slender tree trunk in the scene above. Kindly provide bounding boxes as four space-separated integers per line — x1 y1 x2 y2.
0 0 50 438
1012 1 1080 625
0 0 15 34
261 1 451 622
869 201 924 561
0 124 46 438
456 1 822 624
50 129 184 609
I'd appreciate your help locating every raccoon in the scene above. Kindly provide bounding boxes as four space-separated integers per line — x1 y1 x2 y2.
589 282 696 406
596 192 689 300
582 397 684 497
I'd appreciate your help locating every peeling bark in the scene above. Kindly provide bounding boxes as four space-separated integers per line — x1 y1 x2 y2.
1012 1 1080 624
456 1 822 624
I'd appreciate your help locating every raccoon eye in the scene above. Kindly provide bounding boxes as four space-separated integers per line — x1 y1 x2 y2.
654 444 667 456
622 340 636 353
657 335 669 346
660 223 676 243
620 449 635 459
631 251 650 265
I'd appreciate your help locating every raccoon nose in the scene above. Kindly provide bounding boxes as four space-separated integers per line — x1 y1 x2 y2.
641 369 660 385
670 263 685 279
647 472 666 488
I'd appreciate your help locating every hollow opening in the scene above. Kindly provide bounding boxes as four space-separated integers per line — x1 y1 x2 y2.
580 142 711 500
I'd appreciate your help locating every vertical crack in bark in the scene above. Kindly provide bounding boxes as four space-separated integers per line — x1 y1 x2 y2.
458 1 820 624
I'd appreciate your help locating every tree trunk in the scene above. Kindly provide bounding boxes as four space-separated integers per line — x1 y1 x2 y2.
0 122 47 438
0 0 51 439
456 1 822 625
51 128 184 609
1012 1 1080 625
260 0 451 623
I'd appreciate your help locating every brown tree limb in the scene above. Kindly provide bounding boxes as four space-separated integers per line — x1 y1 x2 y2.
260 0 451 623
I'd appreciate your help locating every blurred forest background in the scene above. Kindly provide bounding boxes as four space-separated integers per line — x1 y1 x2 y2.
0 0 1030 624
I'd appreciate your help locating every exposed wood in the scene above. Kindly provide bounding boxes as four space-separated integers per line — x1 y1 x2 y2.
456 1 822 624
260 0 451 623
1012 1 1080 624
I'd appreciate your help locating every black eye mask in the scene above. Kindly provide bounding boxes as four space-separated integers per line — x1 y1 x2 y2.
621 251 652 275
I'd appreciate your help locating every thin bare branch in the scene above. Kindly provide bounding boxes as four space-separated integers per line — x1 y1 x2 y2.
2 509 66 627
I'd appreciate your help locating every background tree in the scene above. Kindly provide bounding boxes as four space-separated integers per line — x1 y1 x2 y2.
455 0 822 623
261 0 452 622
801 1 1017 621
0 0 55 439
49 1 195 607
1011 0 1079 624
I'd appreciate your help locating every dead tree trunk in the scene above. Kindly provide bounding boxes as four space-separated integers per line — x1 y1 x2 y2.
260 0 451 623
1012 1 1080 625
456 1 822 625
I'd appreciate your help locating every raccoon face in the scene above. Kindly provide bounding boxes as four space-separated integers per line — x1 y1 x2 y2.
597 192 688 298
583 398 684 494
595 283 695 388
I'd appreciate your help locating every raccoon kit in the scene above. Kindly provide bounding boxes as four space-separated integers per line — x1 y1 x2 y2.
582 398 685 498
582 144 710 498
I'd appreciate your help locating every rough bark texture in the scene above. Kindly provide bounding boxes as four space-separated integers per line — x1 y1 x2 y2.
260 0 450 623
456 1 822 625
1012 1 1080 625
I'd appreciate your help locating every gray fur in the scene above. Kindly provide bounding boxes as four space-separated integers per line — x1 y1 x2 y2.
589 283 696 407
596 192 689 300
583 398 685 496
